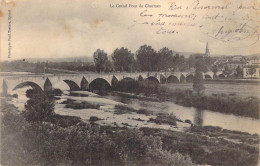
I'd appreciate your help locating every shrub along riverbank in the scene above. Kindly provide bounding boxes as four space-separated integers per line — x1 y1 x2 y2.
157 87 259 119
1 101 195 166
113 79 259 119
1 101 259 166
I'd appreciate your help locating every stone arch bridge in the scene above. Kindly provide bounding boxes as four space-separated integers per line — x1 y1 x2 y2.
1 72 215 95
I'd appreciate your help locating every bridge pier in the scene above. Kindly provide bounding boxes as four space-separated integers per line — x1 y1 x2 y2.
160 74 166 84
138 75 144 82
2 79 8 96
111 75 118 89
180 74 186 83
80 76 89 91
44 78 52 92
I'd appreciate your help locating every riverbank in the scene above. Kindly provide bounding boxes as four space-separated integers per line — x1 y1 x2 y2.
157 87 259 119
113 78 259 119
113 87 259 119
1 101 259 166
205 78 260 84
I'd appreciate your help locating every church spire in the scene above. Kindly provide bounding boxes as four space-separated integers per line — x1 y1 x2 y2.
205 42 210 56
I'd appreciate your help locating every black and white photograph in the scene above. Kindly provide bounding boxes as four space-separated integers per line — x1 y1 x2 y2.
0 0 260 165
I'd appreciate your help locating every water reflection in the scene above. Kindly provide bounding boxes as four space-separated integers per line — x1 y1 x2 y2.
106 94 260 135
194 109 204 126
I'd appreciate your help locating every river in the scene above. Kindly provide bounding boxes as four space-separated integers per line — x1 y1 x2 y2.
8 87 260 135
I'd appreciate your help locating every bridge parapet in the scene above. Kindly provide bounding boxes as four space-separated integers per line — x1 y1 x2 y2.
1 72 205 95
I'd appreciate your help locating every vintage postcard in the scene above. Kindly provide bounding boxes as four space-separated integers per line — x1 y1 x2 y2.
0 0 260 165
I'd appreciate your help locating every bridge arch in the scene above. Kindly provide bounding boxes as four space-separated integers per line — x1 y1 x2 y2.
116 77 138 92
13 81 43 92
52 81 70 91
63 80 80 91
186 74 194 83
146 76 159 84
204 74 212 79
218 74 226 79
167 75 179 83
89 78 111 92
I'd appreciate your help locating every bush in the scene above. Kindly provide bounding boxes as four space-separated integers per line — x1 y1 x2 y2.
89 116 101 122
49 114 81 127
1 108 71 166
137 108 152 116
115 78 138 93
149 115 178 126
114 105 152 116
64 100 100 109
114 105 136 114
115 78 159 96
23 89 55 122
208 147 259 166
113 129 194 166
136 79 159 95
1 105 195 166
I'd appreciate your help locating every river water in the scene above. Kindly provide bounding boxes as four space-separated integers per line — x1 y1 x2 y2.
105 94 260 134
8 87 260 135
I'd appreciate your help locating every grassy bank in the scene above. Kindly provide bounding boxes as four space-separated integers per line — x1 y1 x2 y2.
113 79 259 119
157 87 259 119
1 102 194 166
205 79 260 84
1 101 259 166
140 127 259 166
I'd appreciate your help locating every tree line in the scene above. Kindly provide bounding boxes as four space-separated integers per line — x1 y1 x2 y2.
93 45 211 73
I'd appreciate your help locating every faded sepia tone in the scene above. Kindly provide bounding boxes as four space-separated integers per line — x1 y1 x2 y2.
0 0 260 165
1 0 260 60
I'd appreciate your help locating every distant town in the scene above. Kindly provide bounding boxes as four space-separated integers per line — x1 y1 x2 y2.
1 42 260 79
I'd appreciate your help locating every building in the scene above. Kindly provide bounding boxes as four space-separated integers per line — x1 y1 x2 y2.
246 56 260 67
205 42 210 56
231 55 244 62
243 56 260 78
225 61 246 70
243 67 260 78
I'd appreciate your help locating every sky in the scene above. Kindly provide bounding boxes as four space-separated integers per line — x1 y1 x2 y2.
0 0 260 61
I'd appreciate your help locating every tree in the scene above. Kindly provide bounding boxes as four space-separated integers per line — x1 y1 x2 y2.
188 54 212 71
235 66 243 78
212 65 218 79
212 65 218 74
136 45 159 71
104 60 113 73
131 59 140 72
204 56 213 67
247 66 256 78
34 62 45 73
194 57 208 73
193 58 205 95
157 47 174 74
112 47 134 72
188 55 196 69
223 66 232 77
173 54 186 72
93 49 108 73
